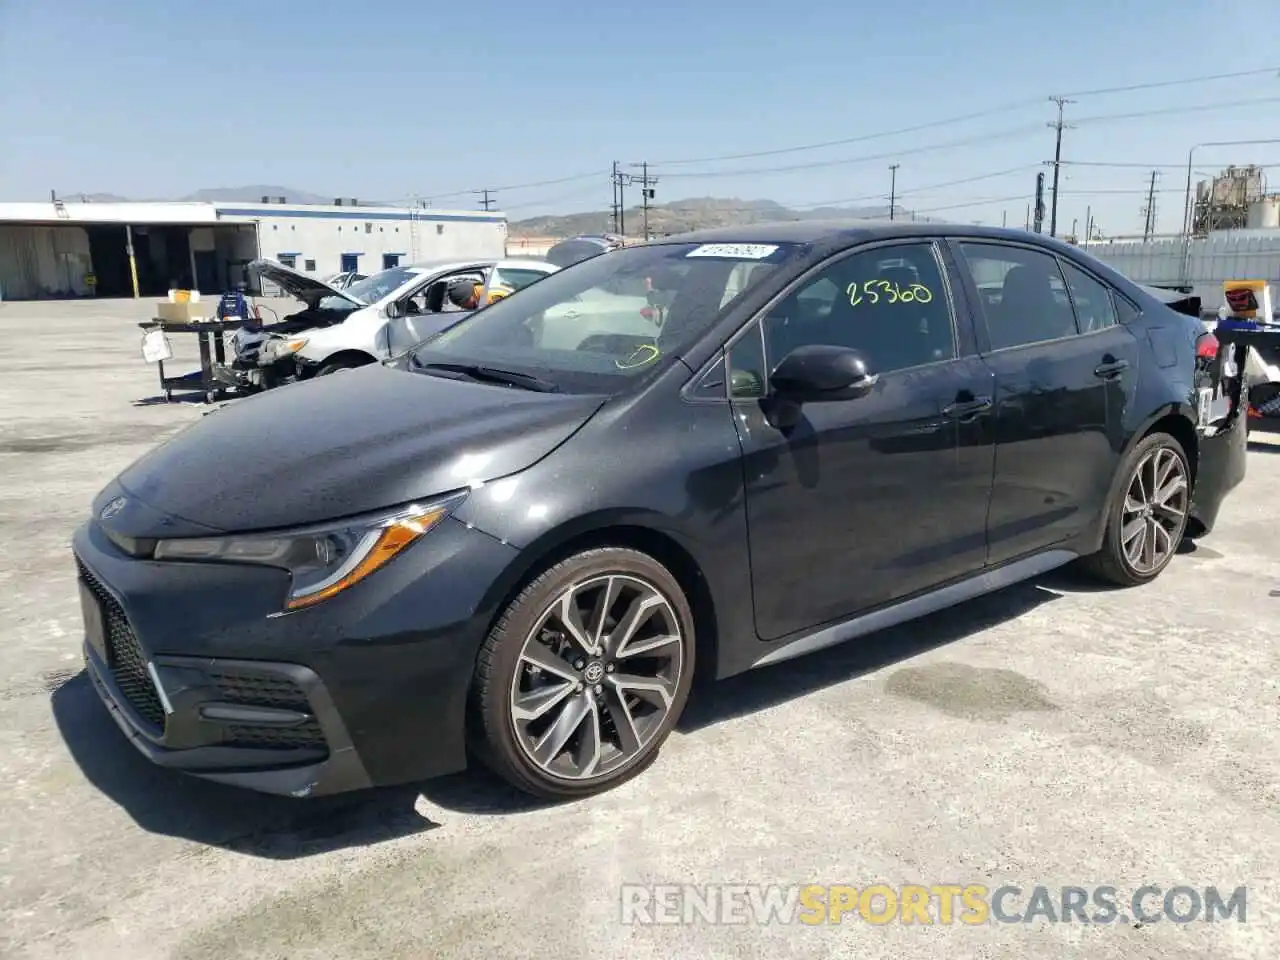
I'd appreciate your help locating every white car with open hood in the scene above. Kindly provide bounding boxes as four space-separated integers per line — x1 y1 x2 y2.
250 257 559 376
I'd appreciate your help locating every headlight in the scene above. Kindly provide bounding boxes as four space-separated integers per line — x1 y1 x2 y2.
262 337 308 361
152 494 464 610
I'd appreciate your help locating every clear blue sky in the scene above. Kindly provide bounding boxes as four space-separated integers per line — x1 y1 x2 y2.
2 0 1278 237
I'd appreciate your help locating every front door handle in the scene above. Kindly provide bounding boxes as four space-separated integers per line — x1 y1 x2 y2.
942 396 993 419
1094 357 1130 379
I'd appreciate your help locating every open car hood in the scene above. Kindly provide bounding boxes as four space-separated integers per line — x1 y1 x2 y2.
250 258 366 310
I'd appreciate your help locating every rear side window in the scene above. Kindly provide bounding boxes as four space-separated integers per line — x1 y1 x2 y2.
1060 260 1118 333
957 243 1077 351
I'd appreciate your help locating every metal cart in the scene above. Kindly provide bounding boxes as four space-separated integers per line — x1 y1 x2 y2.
138 318 243 404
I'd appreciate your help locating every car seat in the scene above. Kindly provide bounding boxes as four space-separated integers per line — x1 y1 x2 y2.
995 263 1073 347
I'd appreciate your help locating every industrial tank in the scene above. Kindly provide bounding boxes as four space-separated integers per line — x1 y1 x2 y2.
1246 196 1280 230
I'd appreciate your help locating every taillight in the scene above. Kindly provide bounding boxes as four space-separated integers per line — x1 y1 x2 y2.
1196 332 1219 360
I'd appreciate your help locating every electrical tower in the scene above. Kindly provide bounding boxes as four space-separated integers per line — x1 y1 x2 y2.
629 162 659 239
1047 96 1075 238
475 188 496 211
1141 170 1160 241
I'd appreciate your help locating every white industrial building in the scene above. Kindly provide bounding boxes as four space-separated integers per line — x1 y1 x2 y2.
1086 228 1280 314
0 198 508 301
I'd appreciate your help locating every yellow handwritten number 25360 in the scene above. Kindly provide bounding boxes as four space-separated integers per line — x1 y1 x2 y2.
846 279 933 307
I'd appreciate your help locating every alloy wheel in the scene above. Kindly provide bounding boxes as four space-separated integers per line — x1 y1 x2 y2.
509 574 685 782
1120 446 1189 575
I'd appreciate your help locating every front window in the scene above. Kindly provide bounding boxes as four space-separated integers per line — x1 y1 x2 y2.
320 266 418 310
409 242 795 394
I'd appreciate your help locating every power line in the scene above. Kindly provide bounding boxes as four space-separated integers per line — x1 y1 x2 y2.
1073 94 1280 126
789 164 1041 210
1057 65 1279 99
656 124 1044 179
648 65 1279 167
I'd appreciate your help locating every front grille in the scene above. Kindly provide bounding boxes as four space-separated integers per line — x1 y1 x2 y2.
207 668 327 751
76 559 166 731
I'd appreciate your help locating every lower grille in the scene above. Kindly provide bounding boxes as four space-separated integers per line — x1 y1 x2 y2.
207 668 327 751
76 559 166 731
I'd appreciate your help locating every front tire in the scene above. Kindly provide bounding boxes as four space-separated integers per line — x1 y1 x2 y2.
316 356 372 376
472 548 695 801
1082 432 1191 586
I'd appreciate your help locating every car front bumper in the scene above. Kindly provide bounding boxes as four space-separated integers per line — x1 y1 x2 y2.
71 512 519 798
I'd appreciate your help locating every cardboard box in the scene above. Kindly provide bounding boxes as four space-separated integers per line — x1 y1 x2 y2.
155 301 208 322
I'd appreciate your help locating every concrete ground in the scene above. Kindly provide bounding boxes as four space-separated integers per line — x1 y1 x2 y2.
1 297 1278 960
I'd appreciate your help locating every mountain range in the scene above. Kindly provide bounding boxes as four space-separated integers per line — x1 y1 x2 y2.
52 186 928 235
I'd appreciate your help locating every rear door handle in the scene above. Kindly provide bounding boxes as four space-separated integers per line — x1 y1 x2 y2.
1094 358 1130 379
942 396 993 419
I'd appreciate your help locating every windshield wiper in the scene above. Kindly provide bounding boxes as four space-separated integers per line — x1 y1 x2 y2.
413 361 560 393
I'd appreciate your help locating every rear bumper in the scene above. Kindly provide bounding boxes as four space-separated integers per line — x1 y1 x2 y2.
1190 404 1248 534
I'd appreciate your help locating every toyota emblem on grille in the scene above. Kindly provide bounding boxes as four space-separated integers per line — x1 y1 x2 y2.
99 496 127 521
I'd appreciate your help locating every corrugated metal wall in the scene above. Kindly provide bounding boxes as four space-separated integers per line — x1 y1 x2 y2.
0 225 92 300
1087 231 1280 312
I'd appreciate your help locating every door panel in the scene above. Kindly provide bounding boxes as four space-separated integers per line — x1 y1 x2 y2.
729 240 996 641
950 240 1141 564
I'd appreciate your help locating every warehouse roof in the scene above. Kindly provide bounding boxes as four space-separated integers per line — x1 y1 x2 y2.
0 200 506 226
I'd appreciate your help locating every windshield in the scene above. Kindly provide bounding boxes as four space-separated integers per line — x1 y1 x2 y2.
319 266 418 310
410 241 794 394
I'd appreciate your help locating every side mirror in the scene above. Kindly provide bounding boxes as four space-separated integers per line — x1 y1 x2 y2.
770 344 878 403
384 300 404 320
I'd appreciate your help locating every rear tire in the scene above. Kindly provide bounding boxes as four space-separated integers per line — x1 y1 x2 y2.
471 548 695 801
1082 431 1191 587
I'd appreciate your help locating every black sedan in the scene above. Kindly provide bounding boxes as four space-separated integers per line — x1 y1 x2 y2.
73 221 1247 801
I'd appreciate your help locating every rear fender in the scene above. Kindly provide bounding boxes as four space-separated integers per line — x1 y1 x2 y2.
1080 402 1199 554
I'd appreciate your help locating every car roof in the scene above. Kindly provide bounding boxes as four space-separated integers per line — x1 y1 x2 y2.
648 218 1083 253
403 258 554 274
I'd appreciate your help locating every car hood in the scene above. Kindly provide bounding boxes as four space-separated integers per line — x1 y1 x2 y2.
111 365 607 534
251 258 365 310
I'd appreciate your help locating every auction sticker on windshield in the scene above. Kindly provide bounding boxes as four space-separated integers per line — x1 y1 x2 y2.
686 243 779 260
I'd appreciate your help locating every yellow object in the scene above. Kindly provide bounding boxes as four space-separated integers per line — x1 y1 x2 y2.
1222 279 1271 319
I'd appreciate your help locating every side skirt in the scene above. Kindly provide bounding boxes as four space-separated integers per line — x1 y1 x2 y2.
750 549 1078 670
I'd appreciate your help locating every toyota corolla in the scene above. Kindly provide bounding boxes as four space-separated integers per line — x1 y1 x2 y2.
73 221 1246 801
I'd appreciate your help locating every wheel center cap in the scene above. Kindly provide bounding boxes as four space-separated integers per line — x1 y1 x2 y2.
582 661 605 684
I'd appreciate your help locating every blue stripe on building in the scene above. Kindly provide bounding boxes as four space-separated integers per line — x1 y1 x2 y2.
215 207 506 224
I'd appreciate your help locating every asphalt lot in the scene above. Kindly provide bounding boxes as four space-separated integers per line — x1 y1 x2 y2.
1 297 1278 959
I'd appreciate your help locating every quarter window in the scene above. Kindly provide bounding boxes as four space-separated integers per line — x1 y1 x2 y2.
726 323 767 399
760 242 955 376
958 243 1077 351
1060 260 1118 333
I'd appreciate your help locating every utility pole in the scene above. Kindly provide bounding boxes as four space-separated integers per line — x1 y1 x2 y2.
1033 171 1046 234
611 164 630 238
629 162 659 239
1047 96 1075 237
1084 205 1093 248
1142 170 1160 240
888 164 899 220
610 161 620 234
475 188 495 211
